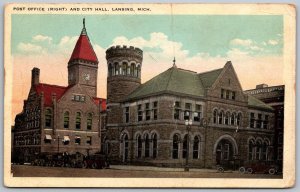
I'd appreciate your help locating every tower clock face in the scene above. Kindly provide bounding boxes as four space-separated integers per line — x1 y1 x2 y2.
83 73 90 81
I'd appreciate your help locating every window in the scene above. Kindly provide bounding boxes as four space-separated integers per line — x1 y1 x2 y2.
75 136 81 145
221 89 225 98
114 63 119 75
182 134 188 158
172 134 180 159
130 64 135 76
223 144 230 160
256 114 262 128
108 64 112 77
248 139 255 160
250 113 255 128
153 101 158 120
231 91 236 100
194 104 201 122
225 112 230 125
193 136 200 159
122 63 127 75
144 134 150 158
237 113 242 126
45 109 52 128
125 107 129 123
184 103 191 120
87 113 92 130
218 111 224 124
86 136 92 145
127 64 131 75
226 90 230 99
72 94 85 102
137 135 142 158
174 101 181 120
213 109 218 124
76 112 81 129
63 136 70 145
261 141 268 160
230 113 235 125
152 133 158 158
138 105 143 121
145 103 151 121
255 141 262 160
263 115 269 129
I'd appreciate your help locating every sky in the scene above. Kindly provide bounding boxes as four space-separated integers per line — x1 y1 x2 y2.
11 14 284 121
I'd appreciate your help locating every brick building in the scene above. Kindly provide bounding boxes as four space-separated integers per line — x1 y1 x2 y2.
102 46 276 168
12 20 106 163
244 84 284 170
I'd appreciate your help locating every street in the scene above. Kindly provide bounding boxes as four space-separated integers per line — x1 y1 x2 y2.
11 165 282 178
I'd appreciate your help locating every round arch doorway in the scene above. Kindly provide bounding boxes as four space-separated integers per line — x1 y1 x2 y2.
214 135 238 166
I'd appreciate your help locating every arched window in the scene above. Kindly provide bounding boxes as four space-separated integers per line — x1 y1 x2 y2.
213 109 218 124
172 134 180 159
231 113 236 125
152 133 158 158
137 65 141 78
218 111 224 124
144 134 150 158
225 112 230 125
121 133 129 162
127 63 131 75
45 109 52 128
122 62 127 75
182 134 188 158
255 140 262 160
63 111 69 129
262 141 268 160
134 64 138 77
193 136 200 159
248 139 255 160
130 63 135 76
75 112 81 129
114 63 119 75
237 113 242 126
108 63 112 77
87 113 92 130
137 135 142 158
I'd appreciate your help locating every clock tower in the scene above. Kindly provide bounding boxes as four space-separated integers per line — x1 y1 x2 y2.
68 19 99 97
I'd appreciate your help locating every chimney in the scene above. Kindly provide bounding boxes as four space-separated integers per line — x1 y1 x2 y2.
256 84 268 89
31 68 40 86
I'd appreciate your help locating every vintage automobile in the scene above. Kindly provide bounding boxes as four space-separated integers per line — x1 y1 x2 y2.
82 153 110 169
216 159 244 172
239 161 278 175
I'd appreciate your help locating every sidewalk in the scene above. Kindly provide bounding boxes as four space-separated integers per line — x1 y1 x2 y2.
110 165 221 173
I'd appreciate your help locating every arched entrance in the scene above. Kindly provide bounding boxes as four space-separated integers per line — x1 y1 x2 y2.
213 135 238 165
120 133 129 162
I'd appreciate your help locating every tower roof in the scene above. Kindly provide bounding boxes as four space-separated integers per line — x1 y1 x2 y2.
69 19 98 63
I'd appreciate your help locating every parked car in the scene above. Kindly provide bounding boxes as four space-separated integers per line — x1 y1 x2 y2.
239 161 278 175
83 153 109 169
217 159 244 172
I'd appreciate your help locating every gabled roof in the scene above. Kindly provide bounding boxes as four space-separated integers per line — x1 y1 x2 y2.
69 21 98 63
247 95 274 111
198 68 223 88
127 67 205 100
34 83 69 106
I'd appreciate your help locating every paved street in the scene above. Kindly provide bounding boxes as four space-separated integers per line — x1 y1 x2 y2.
11 165 282 178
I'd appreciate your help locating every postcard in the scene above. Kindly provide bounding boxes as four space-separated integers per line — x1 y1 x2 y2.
3 3 295 188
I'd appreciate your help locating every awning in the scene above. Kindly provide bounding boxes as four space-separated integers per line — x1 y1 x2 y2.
63 136 70 141
45 134 52 140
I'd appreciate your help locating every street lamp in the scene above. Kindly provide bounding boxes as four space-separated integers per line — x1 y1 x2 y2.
57 134 60 154
184 119 192 171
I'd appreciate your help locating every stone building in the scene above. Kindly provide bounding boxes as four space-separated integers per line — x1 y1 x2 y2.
12 20 106 163
102 46 276 168
244 84 284 170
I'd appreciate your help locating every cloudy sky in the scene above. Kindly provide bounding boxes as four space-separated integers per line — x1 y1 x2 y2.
11 14 283 120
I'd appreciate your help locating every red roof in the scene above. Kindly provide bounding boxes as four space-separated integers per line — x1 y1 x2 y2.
93 97 107 111
69 32 98 63
35 84 69 106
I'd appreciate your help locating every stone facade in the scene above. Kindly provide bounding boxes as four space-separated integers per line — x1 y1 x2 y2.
102 46 276 168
